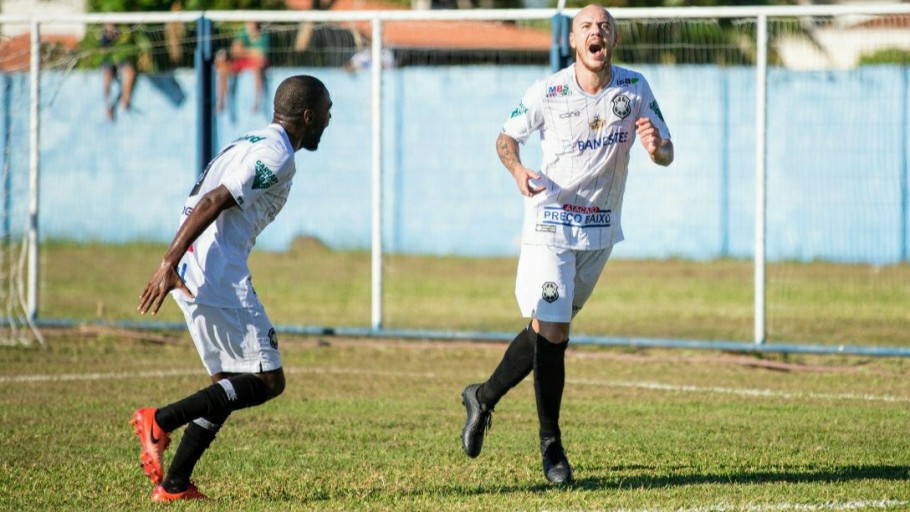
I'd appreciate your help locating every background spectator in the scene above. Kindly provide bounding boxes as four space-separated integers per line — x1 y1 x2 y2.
216 21 271 114
101 23 138 121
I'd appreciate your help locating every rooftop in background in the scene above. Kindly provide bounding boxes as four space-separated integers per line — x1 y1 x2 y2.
286 0 551 51
0 34 79 72
776 13 910 69
0 0 551 71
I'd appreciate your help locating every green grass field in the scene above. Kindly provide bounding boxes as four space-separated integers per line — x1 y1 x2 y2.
35 239 910 348
5 240 908 508
3 333 910 510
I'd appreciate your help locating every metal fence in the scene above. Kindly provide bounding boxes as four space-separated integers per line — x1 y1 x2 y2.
2 4 910 354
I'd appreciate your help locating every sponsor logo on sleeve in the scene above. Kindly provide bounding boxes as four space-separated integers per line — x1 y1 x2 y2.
615 77 639 86
510 100 528 118
649 100 665 122
252 160 278 190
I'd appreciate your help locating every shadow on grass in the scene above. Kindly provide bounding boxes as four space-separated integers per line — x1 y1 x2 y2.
292 464 910 503
412 464 910 497
563 464 910 493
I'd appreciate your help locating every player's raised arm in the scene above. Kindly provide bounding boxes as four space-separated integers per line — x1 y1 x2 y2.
496 132 545 197
137 185 237 315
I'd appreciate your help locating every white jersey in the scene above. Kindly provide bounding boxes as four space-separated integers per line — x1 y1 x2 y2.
175 123 296 308
502 64 671 250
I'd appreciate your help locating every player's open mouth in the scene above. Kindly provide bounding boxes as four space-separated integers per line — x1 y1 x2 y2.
588 42 604 58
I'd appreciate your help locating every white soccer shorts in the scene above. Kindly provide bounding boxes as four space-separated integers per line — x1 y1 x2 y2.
515 244 614 323
174 296 282 375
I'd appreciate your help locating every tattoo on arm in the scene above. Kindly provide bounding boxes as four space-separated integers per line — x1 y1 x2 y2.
496 134 521 174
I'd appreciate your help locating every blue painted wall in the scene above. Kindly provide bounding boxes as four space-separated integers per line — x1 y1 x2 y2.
0 64 907 263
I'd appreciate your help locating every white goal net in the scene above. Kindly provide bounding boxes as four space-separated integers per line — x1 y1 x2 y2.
0 22 44 347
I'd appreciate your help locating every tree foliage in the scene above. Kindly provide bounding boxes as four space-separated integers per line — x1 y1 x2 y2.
859 48 910 65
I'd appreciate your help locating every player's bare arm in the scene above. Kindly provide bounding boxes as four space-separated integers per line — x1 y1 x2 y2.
635 117 674 166
138 185 238 315
496 132 545 197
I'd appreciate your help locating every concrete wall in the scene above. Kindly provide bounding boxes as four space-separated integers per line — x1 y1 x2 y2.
0 64 907 263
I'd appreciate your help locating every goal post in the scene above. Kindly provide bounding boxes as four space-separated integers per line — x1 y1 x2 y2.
0 19 44 347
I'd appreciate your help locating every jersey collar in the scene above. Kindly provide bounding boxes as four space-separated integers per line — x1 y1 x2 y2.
269 123 295 154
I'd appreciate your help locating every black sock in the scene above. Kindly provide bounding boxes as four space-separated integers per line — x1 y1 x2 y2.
477 324 536 409
534 333 568 439
155 374 269 432
161 412 230 493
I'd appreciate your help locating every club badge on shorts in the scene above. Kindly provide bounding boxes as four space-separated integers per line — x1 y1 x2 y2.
268 328 278 349
542 282 560 303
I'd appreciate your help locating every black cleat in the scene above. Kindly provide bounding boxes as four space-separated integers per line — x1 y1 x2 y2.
540 435 573 484
461 383 493 458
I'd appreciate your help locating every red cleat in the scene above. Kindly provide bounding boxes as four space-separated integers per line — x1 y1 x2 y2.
151 483 209 503
130 408 171 485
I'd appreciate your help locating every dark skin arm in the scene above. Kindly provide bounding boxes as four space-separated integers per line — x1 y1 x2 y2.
137 185 238 315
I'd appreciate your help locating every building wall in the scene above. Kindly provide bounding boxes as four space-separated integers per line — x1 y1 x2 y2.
0 64 907 263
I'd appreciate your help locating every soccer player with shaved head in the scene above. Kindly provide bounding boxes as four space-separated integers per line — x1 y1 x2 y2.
460 4 673 484
132 75 332 502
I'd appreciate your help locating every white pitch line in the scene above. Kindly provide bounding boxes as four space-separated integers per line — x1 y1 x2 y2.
0 366 437 384
0 368 200 382
595 499 910 512
569 378 910 404
3 367 910 404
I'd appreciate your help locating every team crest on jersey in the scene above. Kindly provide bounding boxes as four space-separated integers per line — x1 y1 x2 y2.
253 160 278 190
542 282 560 303
589 114 606 131
612 95 632 119
268 328 278 349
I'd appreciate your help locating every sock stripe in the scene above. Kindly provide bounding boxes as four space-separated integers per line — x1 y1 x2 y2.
192 417 221 431
217 379 238 401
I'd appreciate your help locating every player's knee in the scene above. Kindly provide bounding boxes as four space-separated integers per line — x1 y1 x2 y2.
268 377 285 399
262 370 285 399
534 320 570 344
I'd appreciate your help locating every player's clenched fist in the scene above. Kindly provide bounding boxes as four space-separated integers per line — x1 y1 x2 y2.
635 117 673 166
635 117 661 155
